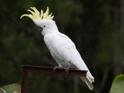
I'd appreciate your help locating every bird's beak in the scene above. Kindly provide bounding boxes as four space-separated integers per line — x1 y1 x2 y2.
37 26 43 32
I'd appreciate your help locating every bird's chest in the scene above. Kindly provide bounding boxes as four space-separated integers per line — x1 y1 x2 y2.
43 33 77 67
44 34 64 52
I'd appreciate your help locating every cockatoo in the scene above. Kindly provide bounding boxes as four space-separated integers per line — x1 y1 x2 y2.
20 7 94 90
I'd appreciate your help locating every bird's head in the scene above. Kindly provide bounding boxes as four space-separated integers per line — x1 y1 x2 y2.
20 7 57 33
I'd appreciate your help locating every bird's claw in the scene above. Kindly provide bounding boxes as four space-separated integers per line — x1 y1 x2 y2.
65 69 69 74
64 68 70 74
53 65 70 74
53 66 62 72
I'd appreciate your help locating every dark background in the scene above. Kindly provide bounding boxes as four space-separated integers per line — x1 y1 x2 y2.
0 0 123 93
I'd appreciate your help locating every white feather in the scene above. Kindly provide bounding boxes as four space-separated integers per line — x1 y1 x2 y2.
42 28 94 90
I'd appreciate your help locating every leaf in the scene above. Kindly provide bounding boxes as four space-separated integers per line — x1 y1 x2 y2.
110 74 124 93
0 83 20 93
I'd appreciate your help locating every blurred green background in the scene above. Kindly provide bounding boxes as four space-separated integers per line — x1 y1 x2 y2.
0 0 123 93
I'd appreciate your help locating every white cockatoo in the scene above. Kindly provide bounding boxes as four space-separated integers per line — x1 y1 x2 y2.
21 7 94 90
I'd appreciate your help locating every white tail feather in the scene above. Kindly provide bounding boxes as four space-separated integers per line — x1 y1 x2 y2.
80 72 94 90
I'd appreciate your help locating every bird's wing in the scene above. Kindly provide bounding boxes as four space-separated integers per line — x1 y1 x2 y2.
44 32 94 90
58 33 94 90
57 33 76 50
55 33 89 70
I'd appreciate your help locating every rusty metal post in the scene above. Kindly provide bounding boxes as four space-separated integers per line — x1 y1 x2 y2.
21 65 87 93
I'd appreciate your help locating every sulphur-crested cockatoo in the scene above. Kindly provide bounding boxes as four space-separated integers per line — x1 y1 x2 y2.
21 7 94 90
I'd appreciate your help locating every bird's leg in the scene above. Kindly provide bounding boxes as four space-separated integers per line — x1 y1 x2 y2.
64 62 71 74
64 67 70 74
53 64 63 72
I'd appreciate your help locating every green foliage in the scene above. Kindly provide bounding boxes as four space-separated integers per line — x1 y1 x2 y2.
0 83 20 93
110 74 124 93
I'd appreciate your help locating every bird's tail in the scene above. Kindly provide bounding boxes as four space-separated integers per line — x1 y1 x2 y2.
80 71 94 90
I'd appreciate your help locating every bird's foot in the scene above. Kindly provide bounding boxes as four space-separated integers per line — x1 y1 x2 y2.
64 63 71 74
64 67 70 74
53 66 62 72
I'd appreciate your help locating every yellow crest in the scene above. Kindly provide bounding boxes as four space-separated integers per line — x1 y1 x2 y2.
20 7 54 21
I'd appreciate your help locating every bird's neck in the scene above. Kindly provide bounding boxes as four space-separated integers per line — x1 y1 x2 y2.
41 25 59 36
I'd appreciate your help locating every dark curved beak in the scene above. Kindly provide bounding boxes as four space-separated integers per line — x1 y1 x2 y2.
37 26 43 32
